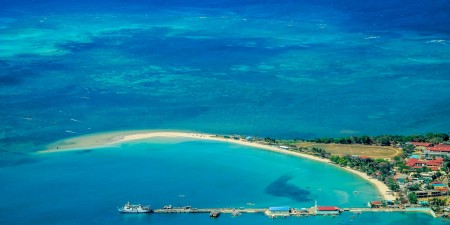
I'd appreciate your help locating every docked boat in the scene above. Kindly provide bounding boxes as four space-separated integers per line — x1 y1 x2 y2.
118 202 152 213
210 211 220 218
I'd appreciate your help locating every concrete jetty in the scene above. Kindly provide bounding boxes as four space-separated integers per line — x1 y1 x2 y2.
148 205 436 218
153 207 266 214
152 205 323 217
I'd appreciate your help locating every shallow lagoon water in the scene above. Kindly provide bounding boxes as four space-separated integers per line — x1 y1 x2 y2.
0 139 386 224
0 138 444 225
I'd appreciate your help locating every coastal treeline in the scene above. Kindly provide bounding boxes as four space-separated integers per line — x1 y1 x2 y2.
310 133 449 146
329 155 399 191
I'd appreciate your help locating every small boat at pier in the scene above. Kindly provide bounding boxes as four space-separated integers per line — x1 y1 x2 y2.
210 211 220 218
118 202 152 213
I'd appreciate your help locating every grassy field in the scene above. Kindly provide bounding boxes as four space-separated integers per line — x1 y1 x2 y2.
294 142 402 159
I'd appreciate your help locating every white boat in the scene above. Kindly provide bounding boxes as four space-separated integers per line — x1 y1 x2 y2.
118 202 152 213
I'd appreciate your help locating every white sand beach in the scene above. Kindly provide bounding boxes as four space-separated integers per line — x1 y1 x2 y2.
41 130 396 201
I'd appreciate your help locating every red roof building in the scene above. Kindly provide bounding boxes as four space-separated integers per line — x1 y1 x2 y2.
405 158 444 170
369 201 383 208
429 157 444 165
428 145 450 152
314 203 341 214
317 206 339 211
410 142 433 147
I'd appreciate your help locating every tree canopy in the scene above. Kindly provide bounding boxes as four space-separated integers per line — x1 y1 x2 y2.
310 133 449 146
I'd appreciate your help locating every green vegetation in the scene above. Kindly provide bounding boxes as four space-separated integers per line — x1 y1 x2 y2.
386 177 400 192
264 137 277 143
407 192 418 204
430 198 448 212
401 143 415 157
310 147 331 158
443 158 450 172
393 156 409 173
310 133 449 146
329 155 394 181
408 184 420 191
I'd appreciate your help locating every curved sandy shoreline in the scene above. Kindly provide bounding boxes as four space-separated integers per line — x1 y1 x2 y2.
40 131 395 201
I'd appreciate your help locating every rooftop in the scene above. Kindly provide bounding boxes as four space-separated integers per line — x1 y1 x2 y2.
428 145 450 152
405 157 444 168
317 206 339 211
410 142 433 147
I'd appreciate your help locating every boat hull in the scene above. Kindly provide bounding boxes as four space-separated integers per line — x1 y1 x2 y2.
118 209 152 213
118 202 152 213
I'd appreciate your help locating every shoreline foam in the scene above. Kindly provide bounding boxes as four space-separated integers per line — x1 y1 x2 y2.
40 130 395 201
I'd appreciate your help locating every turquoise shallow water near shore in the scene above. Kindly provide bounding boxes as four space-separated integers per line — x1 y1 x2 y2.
0 138 443 225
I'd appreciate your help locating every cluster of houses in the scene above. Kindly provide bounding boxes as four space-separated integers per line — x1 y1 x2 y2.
405 157 444 171
395 142 450 201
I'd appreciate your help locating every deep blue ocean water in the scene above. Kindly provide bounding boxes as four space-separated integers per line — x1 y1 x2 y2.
1 0 450 224
1 0 450 153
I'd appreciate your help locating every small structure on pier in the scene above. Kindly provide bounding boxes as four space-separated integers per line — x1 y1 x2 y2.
368 201 383 208
314 201 340 215
315 206 340 215
267 206 291 217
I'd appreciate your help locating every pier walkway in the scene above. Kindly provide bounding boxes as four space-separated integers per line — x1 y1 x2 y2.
344 207 433 213
153 207 266 214
151 206 435 218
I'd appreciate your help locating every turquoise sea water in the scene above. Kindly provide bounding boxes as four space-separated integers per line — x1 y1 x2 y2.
0 138 444 225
